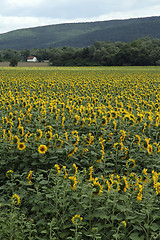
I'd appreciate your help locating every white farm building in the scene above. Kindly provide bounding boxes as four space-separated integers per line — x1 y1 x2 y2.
27 56 38 62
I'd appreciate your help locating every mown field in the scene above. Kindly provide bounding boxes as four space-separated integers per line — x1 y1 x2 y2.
0 66 160 240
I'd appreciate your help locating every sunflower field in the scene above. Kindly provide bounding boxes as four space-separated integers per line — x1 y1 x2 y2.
0 66 160 240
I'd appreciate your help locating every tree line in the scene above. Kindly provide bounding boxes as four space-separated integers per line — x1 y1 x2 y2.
1 37 160 66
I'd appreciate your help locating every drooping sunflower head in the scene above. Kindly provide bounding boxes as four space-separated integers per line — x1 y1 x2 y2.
54 164 60 174
134 135 141 145
45 131 52 141
26 170 33 185
36 129 43 138
11 194 20 205
18 126 24 136
13 135 20 144
147 144 153 155
38 144 47 154
68 175 78 190
55 139 63 148
121 220 127 228
113 142 123 151
92 178 103 196
6 170 14 179
126 158 136 169
101 116 107 125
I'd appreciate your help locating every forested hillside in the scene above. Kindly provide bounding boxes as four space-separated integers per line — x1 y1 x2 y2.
0 16 160 49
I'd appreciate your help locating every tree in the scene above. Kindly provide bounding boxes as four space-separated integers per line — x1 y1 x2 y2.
20 49 30 61
9 58 18 67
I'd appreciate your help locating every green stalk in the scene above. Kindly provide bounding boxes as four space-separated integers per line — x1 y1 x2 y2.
89 191 92 230
75 224 78 240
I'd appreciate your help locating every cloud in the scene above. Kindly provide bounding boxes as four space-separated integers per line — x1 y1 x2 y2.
5 0 45 8
0 0 157 18
0 0 159 33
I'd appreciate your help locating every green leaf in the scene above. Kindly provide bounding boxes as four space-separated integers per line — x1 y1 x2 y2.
39 180 48 185
129 232 144 240
150 223 159 231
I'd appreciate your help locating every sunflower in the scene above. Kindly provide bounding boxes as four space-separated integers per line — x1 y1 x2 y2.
113 142 123 151
111 110 117 119
68 147 78 157
123 114 130 123
136 114 143 123
147 144 152 155
11 194 20 205
101 116 107 125
73 163 78 175
137 184 143 201
121 147 128 160
126 158 136 168
45 131 52 141
134 135 141 145
36 129 43 139
88 132 94 145
62 166 68 179
89 166 94 181
122 176 129 192
68 175 78 190
26 170 33 185
143 137 151 148
17 142 26 150
55 139 63 148
13 135 20 144
113 120 117 130
72 214 83 225
106 111 112 121
121 221 127 228
6 170 14 179
18 126 24 136
55 164 60 174
155 182 160 195
38 144 47 154
92 177 103 196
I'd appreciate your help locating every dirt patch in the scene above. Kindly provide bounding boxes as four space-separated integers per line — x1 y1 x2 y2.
0 62 50 67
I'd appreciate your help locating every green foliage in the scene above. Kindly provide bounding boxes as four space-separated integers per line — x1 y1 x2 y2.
9 58 18 67
0 16 160 50
0 166 160 239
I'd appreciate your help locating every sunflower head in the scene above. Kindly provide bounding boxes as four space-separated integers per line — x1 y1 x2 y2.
72 214 83 225
36 129 43 138
55 139 63 148
17 142 26 151
38 144 47 154
11 194 20 205
6 170 14 179
147 144 152 155
13 135 19 144
113 142 123 151
101 116 107 125
45 131 52 141
92 178 103 196
26 170 33 184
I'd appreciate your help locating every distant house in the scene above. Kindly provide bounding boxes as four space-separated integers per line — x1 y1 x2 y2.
27 56 38 62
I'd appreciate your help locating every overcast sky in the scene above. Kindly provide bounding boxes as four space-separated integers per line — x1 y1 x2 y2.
0 0 160 34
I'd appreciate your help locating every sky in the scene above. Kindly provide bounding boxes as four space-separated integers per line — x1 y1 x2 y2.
0 0 160 34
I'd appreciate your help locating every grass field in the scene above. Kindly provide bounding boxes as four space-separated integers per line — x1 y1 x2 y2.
0 66 160 240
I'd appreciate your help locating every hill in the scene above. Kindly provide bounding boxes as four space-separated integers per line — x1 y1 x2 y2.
0 16 160 50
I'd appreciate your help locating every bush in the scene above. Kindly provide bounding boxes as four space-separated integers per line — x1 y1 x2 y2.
9 58 18 67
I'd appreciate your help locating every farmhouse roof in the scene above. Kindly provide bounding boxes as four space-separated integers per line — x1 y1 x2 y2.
27 56 36 59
